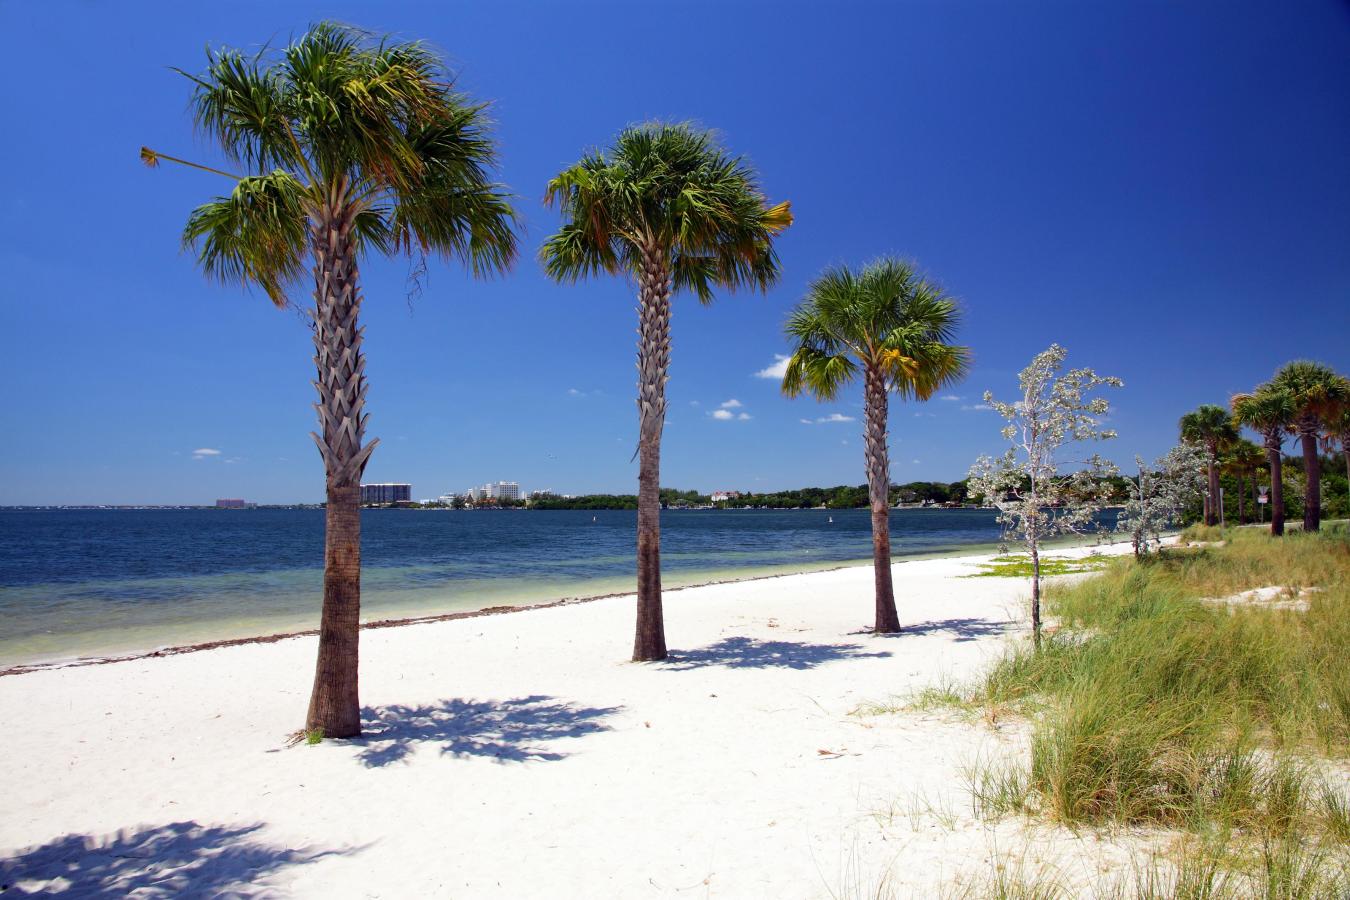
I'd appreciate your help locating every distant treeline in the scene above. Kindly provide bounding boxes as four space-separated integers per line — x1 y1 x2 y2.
530 482 976 510
522 475 1177 511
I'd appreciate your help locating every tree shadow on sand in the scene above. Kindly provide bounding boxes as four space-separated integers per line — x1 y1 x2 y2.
661 636 892 671
356 696 622 768
882 617 1013 642
0 821 349 898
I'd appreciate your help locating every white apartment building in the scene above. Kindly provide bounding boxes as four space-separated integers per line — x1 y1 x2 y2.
466 481 521 502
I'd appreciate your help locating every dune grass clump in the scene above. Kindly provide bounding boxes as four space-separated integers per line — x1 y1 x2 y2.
952 527 1350 886
1177 522 1229 543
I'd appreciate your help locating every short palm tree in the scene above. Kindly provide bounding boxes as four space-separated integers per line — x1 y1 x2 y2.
1179 405 1238 527
782 259 969 632
1270 361 1350 533
143 23 517 736
1323 405 1350 492
1232 387 1294 536
540 123 791 661
1223 438 1265 525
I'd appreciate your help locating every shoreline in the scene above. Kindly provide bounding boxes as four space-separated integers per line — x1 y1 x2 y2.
0 534 1134 678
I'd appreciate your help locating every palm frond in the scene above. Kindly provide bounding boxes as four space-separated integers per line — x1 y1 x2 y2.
782 347 857 401
181 170 308 307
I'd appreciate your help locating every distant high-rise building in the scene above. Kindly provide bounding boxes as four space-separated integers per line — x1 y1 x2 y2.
361 483 411 504
215 498 250 509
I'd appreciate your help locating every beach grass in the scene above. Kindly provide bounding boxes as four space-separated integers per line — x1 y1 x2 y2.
887 526 1350 893
963 553 1112 579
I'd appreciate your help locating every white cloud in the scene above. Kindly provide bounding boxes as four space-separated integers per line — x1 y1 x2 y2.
912 459 922 464
567 388 583 396
815 413 854 424
753 355 790 380
737 412 751 420
711 409 734 420
192 448 221 460
961 403 993 411
720 399 743 409
800 418 814 425
940 394 963 402
689 400 701 407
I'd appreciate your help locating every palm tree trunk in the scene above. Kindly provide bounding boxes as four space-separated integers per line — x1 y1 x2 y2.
633 245 671 662
1205 449 1219 527
1266 433 1285 537
1299 422 1321 532
1251 473 1259 523
863 365 899 633
305 177 377 738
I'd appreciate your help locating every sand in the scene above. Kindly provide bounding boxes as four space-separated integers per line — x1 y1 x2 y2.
0 541 1151 898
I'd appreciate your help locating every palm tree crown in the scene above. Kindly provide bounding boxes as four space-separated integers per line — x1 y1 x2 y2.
1178 404 1238 453
1231 387 1294 443
782 260 969 402
144 22 517 304
540 123 791 301
1271 361 1349 431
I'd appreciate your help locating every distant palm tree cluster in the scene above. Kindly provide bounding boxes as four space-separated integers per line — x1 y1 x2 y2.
1184 362 1350 535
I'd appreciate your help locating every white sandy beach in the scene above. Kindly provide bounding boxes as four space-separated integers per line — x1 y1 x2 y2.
1 542 1153 898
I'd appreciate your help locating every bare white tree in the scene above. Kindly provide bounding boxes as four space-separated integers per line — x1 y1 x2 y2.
1116 444 1207 557
967 344 1122 647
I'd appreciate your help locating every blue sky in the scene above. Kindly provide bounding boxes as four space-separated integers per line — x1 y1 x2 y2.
2 1 1348 504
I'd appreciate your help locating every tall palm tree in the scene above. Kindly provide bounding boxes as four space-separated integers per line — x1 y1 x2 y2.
540 123 791 661
1179 405 1238 527
781 259 969 633
1270 361 1350 533
143 23 517 736
1232 387 1294 536
1224 439 1265 525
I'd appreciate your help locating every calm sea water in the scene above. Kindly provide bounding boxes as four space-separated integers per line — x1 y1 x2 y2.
0 507 1017 666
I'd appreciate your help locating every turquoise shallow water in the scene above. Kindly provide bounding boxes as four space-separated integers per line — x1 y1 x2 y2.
0 507 1024 666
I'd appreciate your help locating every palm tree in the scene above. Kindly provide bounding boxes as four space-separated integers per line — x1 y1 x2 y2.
782 259 969 632
143 24 517 736
1224 439 1265 525
1323 405 1350 492
1232 387 1294 536
540 123 791 661
1179 405 1238 527
1270 362 1350 533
